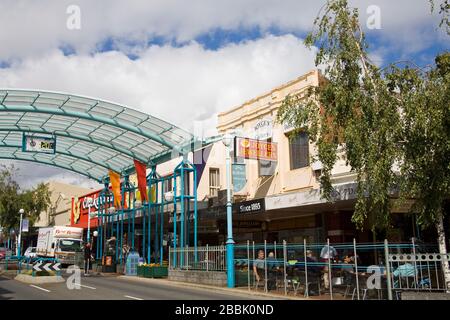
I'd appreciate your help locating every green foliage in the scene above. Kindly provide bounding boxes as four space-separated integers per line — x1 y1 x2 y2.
277 0 449 232
430 0 449 34
0 164 52 234
387 53 450 227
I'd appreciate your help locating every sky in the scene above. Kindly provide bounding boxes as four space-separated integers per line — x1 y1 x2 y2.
0 0 447 190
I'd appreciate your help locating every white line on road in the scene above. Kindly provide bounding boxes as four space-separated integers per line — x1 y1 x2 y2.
124 295 143 300
74 284 96 290
29 285 51 292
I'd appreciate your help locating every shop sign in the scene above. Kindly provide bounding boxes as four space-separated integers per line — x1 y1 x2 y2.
265 182 359 211
235 137 277 161
237 199 265 215
232 163 246 192
254 118 273 140
283 122 295 133
22 133 56 154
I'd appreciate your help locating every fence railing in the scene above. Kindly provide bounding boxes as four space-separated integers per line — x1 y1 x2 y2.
169 245 226 271
169 239 450 300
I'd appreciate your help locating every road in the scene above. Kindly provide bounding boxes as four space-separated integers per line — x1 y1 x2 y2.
0 273 271 300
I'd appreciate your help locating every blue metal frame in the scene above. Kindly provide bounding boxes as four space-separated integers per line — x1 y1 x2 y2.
172 156 198 268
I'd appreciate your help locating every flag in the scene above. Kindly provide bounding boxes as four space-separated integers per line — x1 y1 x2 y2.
109 170 122 208
134 160 148 202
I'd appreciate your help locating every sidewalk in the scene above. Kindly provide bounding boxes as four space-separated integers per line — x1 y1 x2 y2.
118 275 307 300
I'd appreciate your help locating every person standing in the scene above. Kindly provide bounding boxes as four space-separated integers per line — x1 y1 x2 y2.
84 242 92 276
253 250 265 288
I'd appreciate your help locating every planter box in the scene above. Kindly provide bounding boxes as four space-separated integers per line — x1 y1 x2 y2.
152 266 168 278
137 266 168 278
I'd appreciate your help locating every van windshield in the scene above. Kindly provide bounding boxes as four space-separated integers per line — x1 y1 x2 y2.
58 240 82 252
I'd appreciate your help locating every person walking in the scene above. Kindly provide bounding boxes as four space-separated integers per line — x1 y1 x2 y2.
84 242 92 276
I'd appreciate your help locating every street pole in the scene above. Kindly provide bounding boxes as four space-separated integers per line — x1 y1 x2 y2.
17 209 24 257
87 198 92 243
223 133 235 288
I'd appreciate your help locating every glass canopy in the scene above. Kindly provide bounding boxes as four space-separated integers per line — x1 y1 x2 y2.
0 89 194 182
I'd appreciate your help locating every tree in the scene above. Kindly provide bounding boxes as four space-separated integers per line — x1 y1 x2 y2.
430 0 449 34
0 165 52 240
277 0 450 289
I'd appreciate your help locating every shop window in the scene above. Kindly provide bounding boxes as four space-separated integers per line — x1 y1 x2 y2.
258 138 276 176
289 132 309 170
163 177 173 193
209 168 220 197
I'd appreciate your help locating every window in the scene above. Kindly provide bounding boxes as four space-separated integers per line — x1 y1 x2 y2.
163 177 173 193
258 138 277 177
289 132 310 170
209 168 220 197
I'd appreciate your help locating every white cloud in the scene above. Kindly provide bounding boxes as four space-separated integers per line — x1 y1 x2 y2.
0 0 445 188
0 34 316 131
0 34 317 186
0 0 444 61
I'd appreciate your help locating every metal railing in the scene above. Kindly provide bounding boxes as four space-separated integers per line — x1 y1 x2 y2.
169 245 226 271
1 256 61 277
170 238 450 300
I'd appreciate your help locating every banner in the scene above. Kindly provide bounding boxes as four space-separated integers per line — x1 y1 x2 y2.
109 170 122 208
21 219 29 232
232 163 246 192
133 160 148 202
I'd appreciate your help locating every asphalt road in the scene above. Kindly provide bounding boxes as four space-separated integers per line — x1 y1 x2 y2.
0 273 270 300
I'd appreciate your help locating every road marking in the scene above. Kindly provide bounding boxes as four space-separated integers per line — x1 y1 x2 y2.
74 284 96 290
29 285 51 292
124 295 143 300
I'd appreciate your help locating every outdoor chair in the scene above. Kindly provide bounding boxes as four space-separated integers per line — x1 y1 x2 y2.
350 274 370 300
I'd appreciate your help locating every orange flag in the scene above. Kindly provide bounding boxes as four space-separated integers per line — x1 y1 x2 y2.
134 160 148 202
109 170 122 208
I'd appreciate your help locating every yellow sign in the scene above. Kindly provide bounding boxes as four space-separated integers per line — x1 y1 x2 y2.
235 137 278 161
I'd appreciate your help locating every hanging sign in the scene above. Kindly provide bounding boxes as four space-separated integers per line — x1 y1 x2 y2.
21 219 29 232
22 133 56 154
234 137 278 161
232 163 246 192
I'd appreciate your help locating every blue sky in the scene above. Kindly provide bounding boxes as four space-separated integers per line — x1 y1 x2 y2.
0 0 447 188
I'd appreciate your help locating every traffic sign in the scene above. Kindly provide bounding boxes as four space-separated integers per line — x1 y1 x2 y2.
33 261 61 272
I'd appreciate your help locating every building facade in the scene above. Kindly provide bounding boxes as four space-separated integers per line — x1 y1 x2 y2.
71 70 430 255
36 181 93 227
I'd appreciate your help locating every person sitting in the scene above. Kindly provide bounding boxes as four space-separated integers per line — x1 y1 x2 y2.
266 252 278 291
341 254 356 284
393 263 417 288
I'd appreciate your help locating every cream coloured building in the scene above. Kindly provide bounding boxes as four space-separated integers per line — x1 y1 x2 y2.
71 70 419 247
35 181 93 227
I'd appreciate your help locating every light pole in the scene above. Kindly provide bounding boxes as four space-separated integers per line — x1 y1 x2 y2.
86 197 93 243
17 209 24 257
222 133 235 288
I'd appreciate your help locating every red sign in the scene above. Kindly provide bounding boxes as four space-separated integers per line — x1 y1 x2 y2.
71 189 113 229
235 137 278 161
